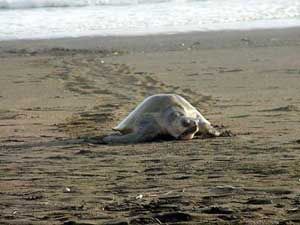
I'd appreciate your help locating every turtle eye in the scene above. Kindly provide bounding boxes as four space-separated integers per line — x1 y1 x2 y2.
181 118 191 127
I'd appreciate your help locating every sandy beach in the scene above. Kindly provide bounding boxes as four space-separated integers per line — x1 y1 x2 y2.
1 28 300 225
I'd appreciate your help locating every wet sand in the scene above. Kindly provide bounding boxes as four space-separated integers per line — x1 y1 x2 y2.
0 28 300 225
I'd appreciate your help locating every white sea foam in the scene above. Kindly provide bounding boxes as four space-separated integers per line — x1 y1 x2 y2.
0 0 179 8
0 0 299 40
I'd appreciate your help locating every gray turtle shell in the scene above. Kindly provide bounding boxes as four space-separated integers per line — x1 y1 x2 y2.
114 94 210 133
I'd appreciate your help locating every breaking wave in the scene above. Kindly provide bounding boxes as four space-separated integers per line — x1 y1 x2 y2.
0 0 189 9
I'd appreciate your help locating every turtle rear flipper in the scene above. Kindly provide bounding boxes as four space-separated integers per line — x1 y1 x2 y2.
103 118 159 144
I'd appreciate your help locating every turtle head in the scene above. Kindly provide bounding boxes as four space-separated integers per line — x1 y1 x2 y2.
177 117 200 140
165 110 199 140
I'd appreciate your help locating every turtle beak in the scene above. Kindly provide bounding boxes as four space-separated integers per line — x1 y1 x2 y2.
178 122 199 140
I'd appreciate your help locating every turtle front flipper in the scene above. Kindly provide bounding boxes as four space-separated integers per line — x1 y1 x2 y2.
196 119 220 137
207 125 221 137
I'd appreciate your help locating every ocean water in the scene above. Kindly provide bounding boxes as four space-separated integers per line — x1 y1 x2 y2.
0 0 300 40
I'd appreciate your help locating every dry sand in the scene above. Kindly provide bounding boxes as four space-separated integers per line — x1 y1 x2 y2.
0 28 300 225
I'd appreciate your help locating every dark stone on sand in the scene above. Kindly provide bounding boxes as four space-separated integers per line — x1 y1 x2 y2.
173 175 191 180
246 198 273 205
264 188 293 195
201 206 234 214
130 216 155 225
154 212 192 223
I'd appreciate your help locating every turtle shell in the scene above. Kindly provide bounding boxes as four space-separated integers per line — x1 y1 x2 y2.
114 94 209 133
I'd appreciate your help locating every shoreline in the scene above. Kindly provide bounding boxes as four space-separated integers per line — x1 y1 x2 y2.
1 27 300 53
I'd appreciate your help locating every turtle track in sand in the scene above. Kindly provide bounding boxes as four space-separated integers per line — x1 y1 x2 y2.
49 52 214 138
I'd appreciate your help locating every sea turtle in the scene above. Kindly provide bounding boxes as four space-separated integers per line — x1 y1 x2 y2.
103 94 220 144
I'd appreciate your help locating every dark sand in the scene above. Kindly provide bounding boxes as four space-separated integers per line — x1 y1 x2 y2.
0 28 300 225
